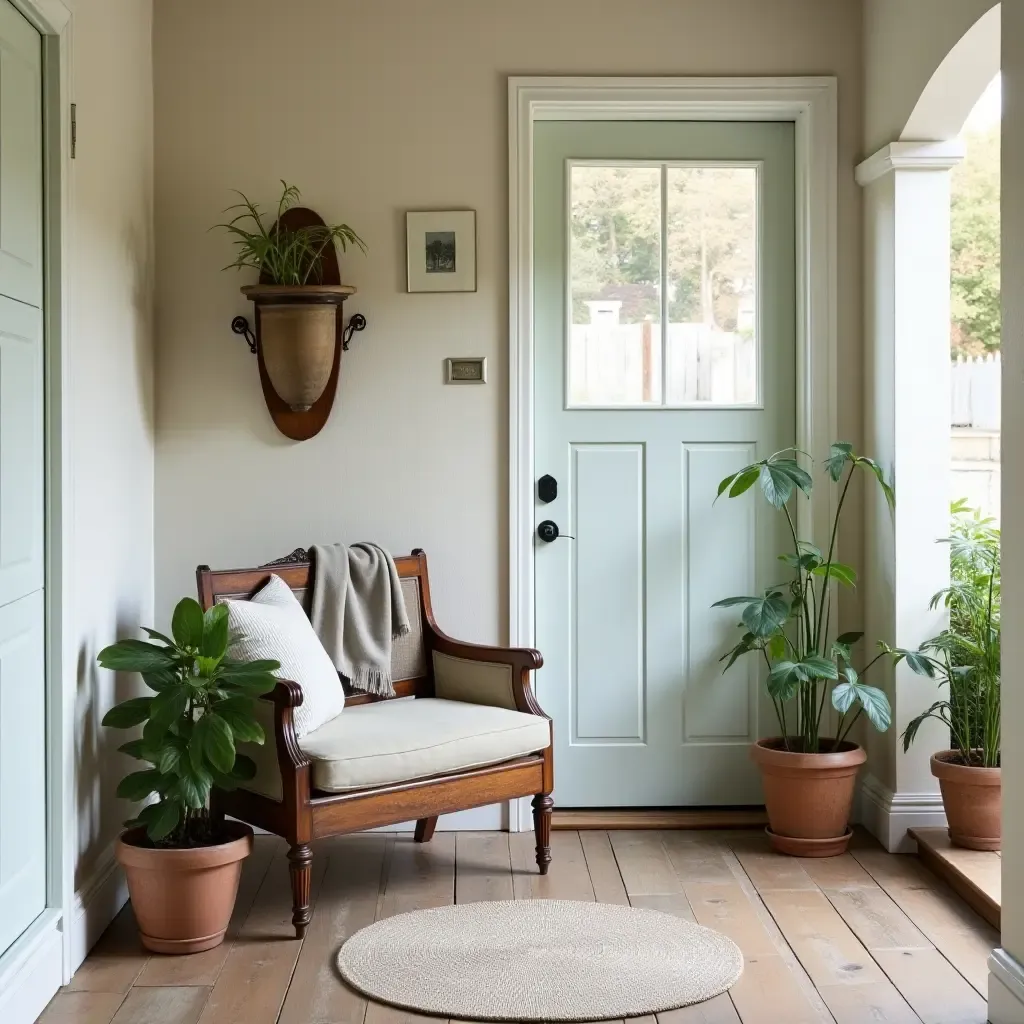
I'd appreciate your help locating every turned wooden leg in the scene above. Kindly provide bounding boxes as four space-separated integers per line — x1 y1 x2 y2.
287 843 313 939
414 816 438 843
532 794 553 875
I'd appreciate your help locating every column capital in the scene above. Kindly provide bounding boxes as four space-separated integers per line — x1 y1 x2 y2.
855 140 967 186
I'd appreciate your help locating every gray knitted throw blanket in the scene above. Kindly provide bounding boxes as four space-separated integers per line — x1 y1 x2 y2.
309 542 410 697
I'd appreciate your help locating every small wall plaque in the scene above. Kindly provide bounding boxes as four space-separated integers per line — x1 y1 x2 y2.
445 357 487 385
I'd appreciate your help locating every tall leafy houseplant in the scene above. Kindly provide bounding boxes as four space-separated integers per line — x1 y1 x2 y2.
713 444 895 855
216 181 368 415
890 501 1001 850
100 598 279 845
101 598 281 954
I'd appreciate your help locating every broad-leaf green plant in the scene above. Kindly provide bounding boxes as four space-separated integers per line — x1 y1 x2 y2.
215 180 366 286
713 443 895 753
99 599 280 846
889 500 1000 767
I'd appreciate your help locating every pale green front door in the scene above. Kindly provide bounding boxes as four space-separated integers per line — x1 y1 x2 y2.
533 121 795 806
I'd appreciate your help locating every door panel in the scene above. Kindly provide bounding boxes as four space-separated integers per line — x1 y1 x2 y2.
534 121 795 807
0 295 44 607
0 0 45 958
572 443 645 743
0 0 42 308
0 590 46 955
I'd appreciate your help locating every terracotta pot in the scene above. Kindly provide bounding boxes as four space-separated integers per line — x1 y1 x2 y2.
115 821 253 954
751 738 866 857
931 750 1001 851
243 285 351 412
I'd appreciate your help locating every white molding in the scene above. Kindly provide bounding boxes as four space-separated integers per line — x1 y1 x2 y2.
508 77 839 783
855 140 967 186
989 949 1024 1023
858 773 947 852
0 911 63 1024
68 843 128 975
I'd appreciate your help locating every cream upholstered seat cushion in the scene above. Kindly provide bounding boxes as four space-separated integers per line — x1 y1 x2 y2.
299 698 550 793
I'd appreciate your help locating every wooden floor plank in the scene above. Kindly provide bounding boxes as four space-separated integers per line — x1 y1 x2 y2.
279 835 391 1024
728 954 835 1024
510 829 595 901
455 832 513 904
872 948 988 1023
662 831 737 885
109 987 210 1024
36 992 127 1024
608 831 682 895
197 846 327 1024
657 993 741 1022
821 884 931 951
910 828 1000 931
812 982 921 1024
364 834 457 1024
135 835 279 989
851 849 998 995
579 830 629 905
757 889 889 988
64 904 148 995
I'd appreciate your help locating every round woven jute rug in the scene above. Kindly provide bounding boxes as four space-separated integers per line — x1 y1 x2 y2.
336 899 743 1021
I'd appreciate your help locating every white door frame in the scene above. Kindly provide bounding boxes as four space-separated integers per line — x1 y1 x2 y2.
0 0 73 1020
507 76 838 824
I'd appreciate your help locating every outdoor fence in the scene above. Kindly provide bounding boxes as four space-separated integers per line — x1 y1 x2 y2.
951 352 1000 430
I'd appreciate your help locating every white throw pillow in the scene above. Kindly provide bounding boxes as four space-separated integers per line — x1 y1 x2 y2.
226 574 345 738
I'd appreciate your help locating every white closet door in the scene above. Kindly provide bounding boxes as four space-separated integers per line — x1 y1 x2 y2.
0 0 45 958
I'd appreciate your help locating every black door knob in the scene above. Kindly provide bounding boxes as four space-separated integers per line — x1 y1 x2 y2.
538 474 558 503
537 520 560 543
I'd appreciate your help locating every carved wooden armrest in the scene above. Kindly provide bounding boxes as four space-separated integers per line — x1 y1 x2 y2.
428 626 546 717
264 680 311 772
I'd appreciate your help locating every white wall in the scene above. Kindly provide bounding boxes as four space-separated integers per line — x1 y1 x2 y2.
152 0 865 661
65 0 155 963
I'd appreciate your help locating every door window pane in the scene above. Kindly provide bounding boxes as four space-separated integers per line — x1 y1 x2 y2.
568 165 662 405
666 166 758 404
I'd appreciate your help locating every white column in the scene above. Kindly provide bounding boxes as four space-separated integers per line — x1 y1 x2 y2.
992 5 1024 1018
857 141 964 852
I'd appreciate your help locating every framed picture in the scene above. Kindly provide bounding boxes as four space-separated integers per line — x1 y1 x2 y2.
406 210 477 293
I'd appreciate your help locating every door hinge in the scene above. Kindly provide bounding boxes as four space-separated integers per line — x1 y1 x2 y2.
70 103 76 159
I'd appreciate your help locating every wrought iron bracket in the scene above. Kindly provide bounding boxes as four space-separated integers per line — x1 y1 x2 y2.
230 312 367 353
231 315 257 354
343 312 367 350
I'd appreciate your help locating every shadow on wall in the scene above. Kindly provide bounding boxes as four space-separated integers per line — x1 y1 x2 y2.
74 609 148 891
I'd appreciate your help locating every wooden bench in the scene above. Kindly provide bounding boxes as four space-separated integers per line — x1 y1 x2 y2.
196 548 553 938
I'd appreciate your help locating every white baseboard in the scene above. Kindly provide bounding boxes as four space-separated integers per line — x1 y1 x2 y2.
68 840 129 975
858 772 947 852
989 949 1024 1023
0 910 63 1024
371 803 506 832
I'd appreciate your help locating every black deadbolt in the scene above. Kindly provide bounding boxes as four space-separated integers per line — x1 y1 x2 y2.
537 520 560 543
538 474 558 504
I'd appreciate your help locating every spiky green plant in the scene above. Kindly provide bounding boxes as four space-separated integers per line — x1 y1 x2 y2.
890 500 1001 767
215 180 366 286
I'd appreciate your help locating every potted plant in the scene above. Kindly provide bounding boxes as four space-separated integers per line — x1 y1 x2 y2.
713 443 895 856
216 181 366 412
890 500 1001 850
99 598 279 953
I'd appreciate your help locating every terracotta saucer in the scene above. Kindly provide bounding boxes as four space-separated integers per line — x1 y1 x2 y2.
765 826 853 858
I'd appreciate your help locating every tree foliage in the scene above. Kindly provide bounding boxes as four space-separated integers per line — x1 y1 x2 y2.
569 166 755 327
951 125 1000 355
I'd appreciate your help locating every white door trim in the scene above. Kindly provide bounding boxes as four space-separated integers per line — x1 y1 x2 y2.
0 2 74 1020
507 77 838 825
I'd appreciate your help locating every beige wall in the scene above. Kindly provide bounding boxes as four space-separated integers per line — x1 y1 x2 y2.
67 0 155 903
153 0 864 655
863 0 998 154
1000 0 1024 973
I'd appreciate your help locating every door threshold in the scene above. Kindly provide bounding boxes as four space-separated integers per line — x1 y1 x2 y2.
552 807 768 830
